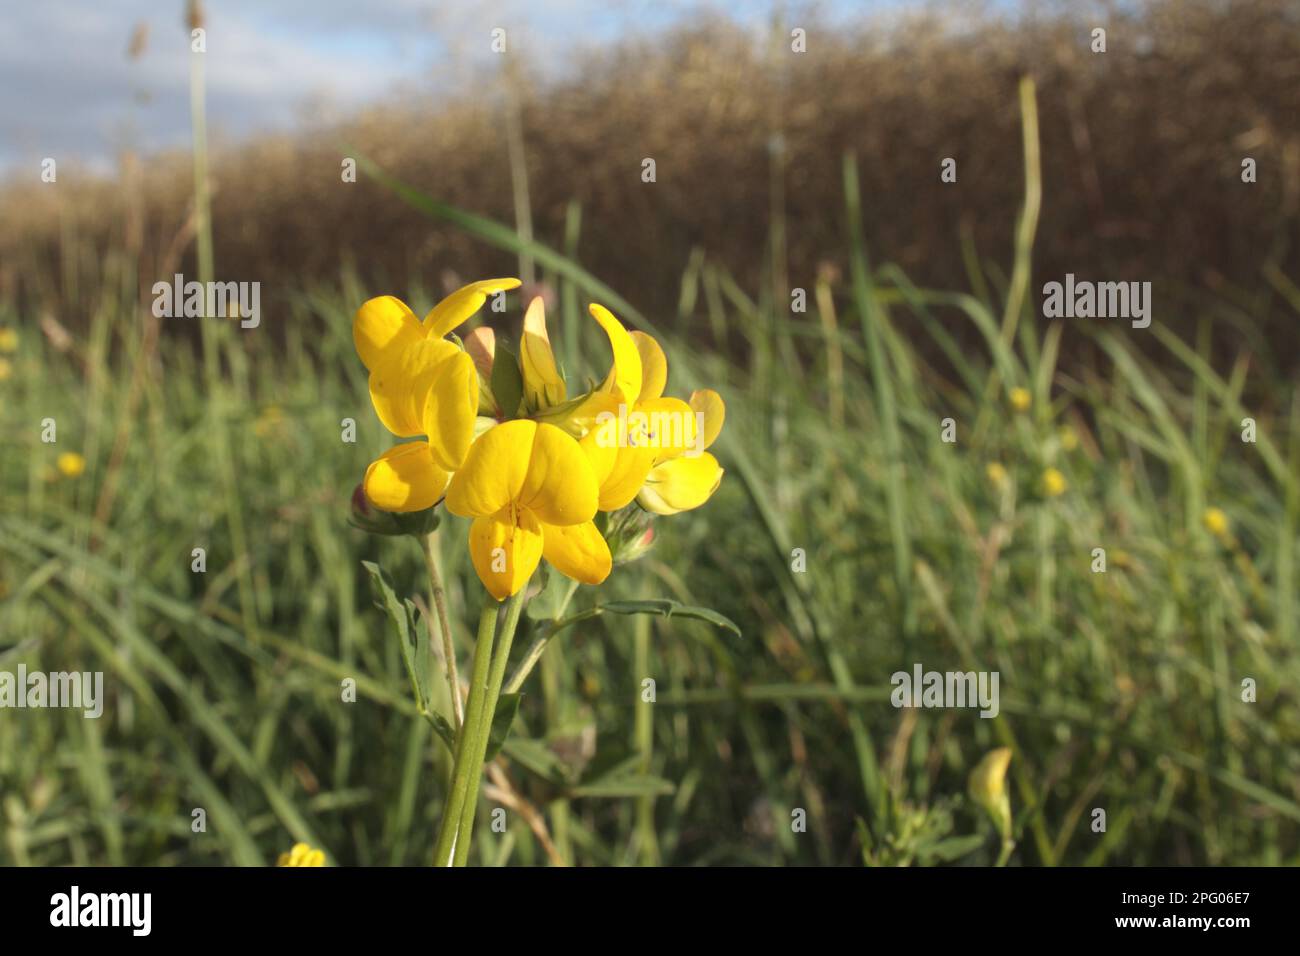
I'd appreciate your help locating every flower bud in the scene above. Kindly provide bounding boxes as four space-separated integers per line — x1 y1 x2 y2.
348 483 441 538
605 506 656 565
968 746 1013 840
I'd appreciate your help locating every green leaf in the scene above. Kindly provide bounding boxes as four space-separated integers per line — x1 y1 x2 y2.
484 692 522 761
491 340 524 418
921 833 987 863
597 599 741 636
566 753 675 798
423 711 457 753
500 737 572 787
363 561 432 714
402 598 433 713
530 383 597 426
526 566 576 621
569 775 676 798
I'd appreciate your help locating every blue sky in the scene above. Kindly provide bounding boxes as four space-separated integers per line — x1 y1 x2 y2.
0 0 1015 175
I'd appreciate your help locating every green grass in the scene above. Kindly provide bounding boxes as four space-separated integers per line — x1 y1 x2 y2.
2 116 1299 866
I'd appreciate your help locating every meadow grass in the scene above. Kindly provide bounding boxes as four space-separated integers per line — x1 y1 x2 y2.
2 85 1299 866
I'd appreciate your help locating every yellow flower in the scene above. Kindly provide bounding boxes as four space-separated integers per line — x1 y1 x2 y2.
985 462 1007 486
639 388 726 515
580 304 725 514
276 843 326 867
355 279 520 512
353 288 726 600
1041 467 1066 497
968 747 1012 839
445 419 607 600
1009 387 1031 412
0 358 11 381
57 452 86 478
1058 425 1078 451
1203 507 1229 538
0 327 17 353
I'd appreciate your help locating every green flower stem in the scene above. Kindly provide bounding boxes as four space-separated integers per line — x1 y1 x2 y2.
995 837 1016 867
432 603 498 865
452 586 529 866
420 532 462 727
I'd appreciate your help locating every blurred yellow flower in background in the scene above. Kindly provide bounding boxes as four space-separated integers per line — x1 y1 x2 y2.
253 404 285 438
1203 506 1230 539
0 327 17 353
57 452 86 479
0 358 11 381
276 843 326 867
1009 386 1031 412
968 746 1013 841
1041 467 1066 497
985 462 1007 486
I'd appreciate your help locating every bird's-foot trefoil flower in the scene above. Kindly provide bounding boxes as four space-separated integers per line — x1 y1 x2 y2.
276 843 326 866
353 279 520 512
581 303 726 514
349 278 732 869
444 419 608 600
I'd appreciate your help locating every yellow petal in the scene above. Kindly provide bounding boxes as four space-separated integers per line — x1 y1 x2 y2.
469 509 543 601
517 422 598 526
590 303 642 403
520 296 567 410
423 278 521 339
446 420 597 527
637 452 724 515
542 520 612 586
689 389 725 450
363 442 449 512
445 420 535 518
579 427 618 488
597 444 657 511
354 296 423 371
631 331 667 403
368 337 462 437
421 349 479 471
